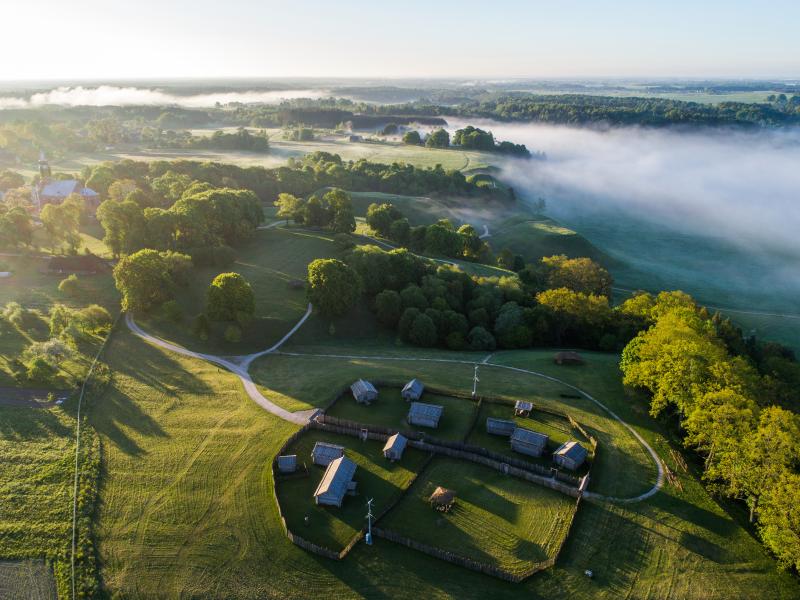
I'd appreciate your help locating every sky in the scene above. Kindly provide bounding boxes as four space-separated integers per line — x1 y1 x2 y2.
1 0 799 80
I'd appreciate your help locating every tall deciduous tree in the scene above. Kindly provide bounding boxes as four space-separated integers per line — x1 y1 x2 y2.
307 258 361 317
206 272 255 322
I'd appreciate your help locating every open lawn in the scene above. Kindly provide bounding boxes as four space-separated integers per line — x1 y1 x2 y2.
138 227 338 353
380 457 576 575
468 402 591 475
490 216 608 263
276 430 429 550
82 326 800 598
327 387 478 441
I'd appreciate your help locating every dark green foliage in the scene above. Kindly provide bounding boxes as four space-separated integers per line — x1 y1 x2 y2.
375 289 402 326
112 249 192 312
307 258 361 317
425 128 450 148
402 130 423 145
193 313 211 340
409 313 437 347
206 272 255 322
468 326 496 351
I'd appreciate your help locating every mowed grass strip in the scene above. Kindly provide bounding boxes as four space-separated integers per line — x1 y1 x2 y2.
0 559 57 600
276 430 429 550
327 387 477 441
380 457 576 575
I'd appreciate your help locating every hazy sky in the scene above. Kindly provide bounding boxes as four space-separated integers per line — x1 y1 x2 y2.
2 0 799 80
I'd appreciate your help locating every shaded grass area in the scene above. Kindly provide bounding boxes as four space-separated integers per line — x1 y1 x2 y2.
491 216 607 263
381 457 576 575
327 387 477 441
468 402 591 475
138 227 338 354
276 430 429 550
0 560 57 600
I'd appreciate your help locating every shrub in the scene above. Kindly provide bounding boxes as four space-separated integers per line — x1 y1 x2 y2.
193 314 210 341
333 233 356 250
161 300 183 323
26 357 56 383
78 305 112 331
224 324 242 343
58 274 80 296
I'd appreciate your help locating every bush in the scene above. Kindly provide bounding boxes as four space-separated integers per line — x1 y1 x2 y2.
224 324 242 343
161 300 183 323
468 326 496 351
333 233 356 250
58 274 80 296
3 301 38 331
193 313 210 341
79 305 113 331
26 357 56 383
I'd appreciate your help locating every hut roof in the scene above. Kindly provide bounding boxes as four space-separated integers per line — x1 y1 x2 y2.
47 253 108 274
402 378 425 396
312 442 345 462
486 417 516 436
351 379 377 396
515 400 533 412
383 432 408 454
510 427 549 449
277 454 297 472
429 486 456 505
408 402 443 422
555 351 584 363
554 441 588 462
314 456 357 502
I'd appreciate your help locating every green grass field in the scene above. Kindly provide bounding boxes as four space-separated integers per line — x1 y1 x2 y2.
490 216 608 263
276 430 429 550
327 387 477 441
380 457 576 575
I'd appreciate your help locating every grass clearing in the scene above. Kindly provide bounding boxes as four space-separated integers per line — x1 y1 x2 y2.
491 216 607 263
276 430 429 550
327 387 478 441
380 457 576 575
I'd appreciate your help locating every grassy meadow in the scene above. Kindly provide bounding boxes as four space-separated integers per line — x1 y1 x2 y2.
380 457 577 575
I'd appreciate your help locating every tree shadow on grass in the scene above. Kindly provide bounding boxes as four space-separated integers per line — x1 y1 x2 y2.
0 406 72 440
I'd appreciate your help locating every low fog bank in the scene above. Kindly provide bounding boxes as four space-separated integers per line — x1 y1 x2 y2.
0 86 330 109
452 119 800 311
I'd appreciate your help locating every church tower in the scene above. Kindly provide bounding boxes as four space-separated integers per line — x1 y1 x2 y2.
38 150 51 180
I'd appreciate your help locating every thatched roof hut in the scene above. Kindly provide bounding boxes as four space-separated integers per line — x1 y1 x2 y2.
429 486 456 511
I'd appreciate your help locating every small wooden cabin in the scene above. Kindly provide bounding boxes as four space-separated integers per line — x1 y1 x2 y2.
553 441 588 470
351 379 378 404
401 378 425 401
314 456 357 507
407 402 444 429
486 418 516 437
311 442 345 466
514 400 533 417
277 454 297 474
429 486 456 512
510 427 549 458
382 433 408 461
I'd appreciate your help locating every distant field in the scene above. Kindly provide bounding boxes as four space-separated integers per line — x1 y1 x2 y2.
490 216 608 263
276 430 429 550
0 560 56 600
381 457 576 575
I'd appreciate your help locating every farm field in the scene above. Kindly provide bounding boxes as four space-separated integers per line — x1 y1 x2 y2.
327 387 477 441
0 560 57 600
276 430 429 550
380 457 577 575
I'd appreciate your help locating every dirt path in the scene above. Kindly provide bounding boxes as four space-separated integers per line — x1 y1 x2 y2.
125 308 316 425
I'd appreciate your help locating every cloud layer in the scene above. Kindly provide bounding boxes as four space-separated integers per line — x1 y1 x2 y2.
0 86 329 109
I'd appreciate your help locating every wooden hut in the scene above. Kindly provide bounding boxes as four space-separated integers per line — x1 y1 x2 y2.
351 379 378 404
510 427 549 457
429 486 456 512
407 402 444 428
514 400 533 417
553 441 588 470
382 433 408 461
401 378 425 401
277 454 297 474
554 351 584 365
486 418 516 436
313 456 357 507
311 442 345 466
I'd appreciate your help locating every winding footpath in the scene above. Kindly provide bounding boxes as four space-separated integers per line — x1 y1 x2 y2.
125 306 316 425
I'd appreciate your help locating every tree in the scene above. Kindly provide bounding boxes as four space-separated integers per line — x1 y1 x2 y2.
206 272 255 322
0 205 33 248
409 313 437 347
402 130 422 145
0 169 24 191
325 188 356 233
757 471 800 571
366 203 402 237
113 249 192 311
375 289 402 326
468 326 496 351
40 197 82 253
307 259 361 317
425 128 450 148
58 274 80 297
274 193 304 224
541 255 613 297
303 195 329 227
